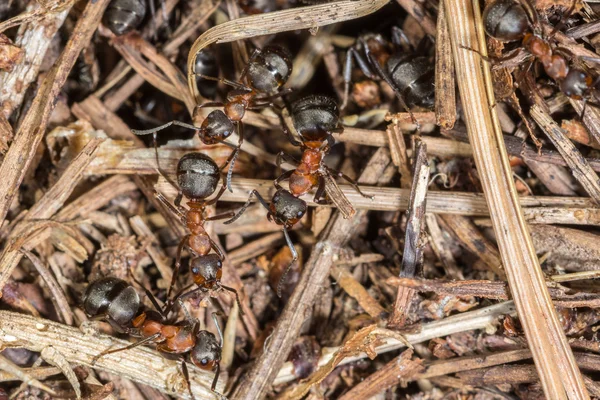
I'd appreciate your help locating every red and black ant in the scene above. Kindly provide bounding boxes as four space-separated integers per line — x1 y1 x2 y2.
82 277 223 397
482 0 597 106
225 95 372 296
342 27 435 127
133 45 293 192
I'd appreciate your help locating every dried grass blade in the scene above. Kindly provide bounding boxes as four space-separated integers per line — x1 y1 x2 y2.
443 0 588 398
187 0 389 99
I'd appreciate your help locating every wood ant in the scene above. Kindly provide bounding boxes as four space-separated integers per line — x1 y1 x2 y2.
103 0 147 36
133 45 293 192
276 95 373 205
342 28 435 126
482 0 596 104
82 277 223 397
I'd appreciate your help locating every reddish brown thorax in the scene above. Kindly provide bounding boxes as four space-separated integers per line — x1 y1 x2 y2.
225 100 247 121
132 313 196 353
522 33 568 81
289 149 323 196
365 37 391 69
185 203 212 255
193 269 223 287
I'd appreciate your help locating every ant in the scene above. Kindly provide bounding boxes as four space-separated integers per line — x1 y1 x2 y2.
82 277 223 397
133 45 293 192
103 0 147 36
482 0 596 105
342 28 435 126
151 151 244 314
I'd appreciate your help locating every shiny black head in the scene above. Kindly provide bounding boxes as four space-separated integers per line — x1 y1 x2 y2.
82 277 140 326
190 254 223 286
560 69 592 99
177 153 220 200
291 95 339 142
195 49 219 99
199 110 235 145
246 46 293 94
269 189 307 228
190 330 221 370
103 0 147 36
387 56 435 109
482 0 529 42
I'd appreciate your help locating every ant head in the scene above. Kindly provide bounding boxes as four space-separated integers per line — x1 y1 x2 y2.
82 277 140 326
103 0 147 36
246 46 293 94
269 189 307 228
483 0 529 42
190 254 223 287
291 95 339 143
387 56 435 109
560 69 593 100
177 153 220 200
190 330 221 370
199 110 235 145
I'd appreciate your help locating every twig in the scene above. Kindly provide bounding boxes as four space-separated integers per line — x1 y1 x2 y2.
444 0 587 397
154 177 600 225
0 0 111 229
187 0 390 100
434 2 456 130
330 265 387 320
0 311 221 399
0 354 56 396
394 0 436 36
230 148 393 399
530 104 600 205
388 140 429 328
273 301 517 385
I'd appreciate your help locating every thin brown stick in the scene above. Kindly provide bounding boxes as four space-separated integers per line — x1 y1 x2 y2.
388 140 429 328
0 0 110 229
435 3 456 130
394 0 436 36
444 0 588 397
230 148 393 400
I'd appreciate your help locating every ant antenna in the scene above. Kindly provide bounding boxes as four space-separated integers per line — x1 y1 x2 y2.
211 312 224 346
220 285 245 316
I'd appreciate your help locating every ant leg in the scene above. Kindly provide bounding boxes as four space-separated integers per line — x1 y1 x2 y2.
181 360 196 400
277 227 298 298
206 211 236 222
326 167 374 199
132 120 199 136
313 177 328 204
548 0 578 39
342 48 378 109
272 105 302 146
220 285 245 316
223 190 270 224
211 313 224 345
209 238 226 261
391 26 412 51
167 235 189 299
92 332 161 363
274 169 294 190
276 151 299 180
222 121 244 193
198 101 225 109
211 361 221 392
205 184 227 206
127 270 167 319
193 74 250 91
238 48 262 83
144 131 181 191
163 283 195 315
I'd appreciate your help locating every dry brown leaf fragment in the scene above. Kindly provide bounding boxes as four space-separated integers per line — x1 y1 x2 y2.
0 34 24 72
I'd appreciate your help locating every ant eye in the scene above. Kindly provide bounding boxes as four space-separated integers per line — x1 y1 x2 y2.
217 262 222 267
297 211 303 217
192 268 199 274
201 358 209 365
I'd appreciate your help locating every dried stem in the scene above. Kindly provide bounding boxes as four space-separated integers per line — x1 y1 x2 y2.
443 0 587 397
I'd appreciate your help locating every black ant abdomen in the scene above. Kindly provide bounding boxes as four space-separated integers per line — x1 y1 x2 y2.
246 46 293 94
103 0 147 36
82 277 140 326
388 56 435 109
195 49 219 99
291 95 339 142
177 153 220 200
560 68 593 100
482 0 529 42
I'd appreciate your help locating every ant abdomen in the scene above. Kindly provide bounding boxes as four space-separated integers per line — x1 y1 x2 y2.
190 331 221 371
560 68 593 99
387 55 435 109
191 255 223 287
200 110 236 144
291 95 339 140
482 0 528 42
177 153 220 200
270 189 308 227
82 277 140 326
195 49 219 99
246 46 293 94
103 0 147 36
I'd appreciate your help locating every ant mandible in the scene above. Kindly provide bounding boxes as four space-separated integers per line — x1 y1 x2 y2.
133 45 293 192
482 0 595 104
82 277 223 397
